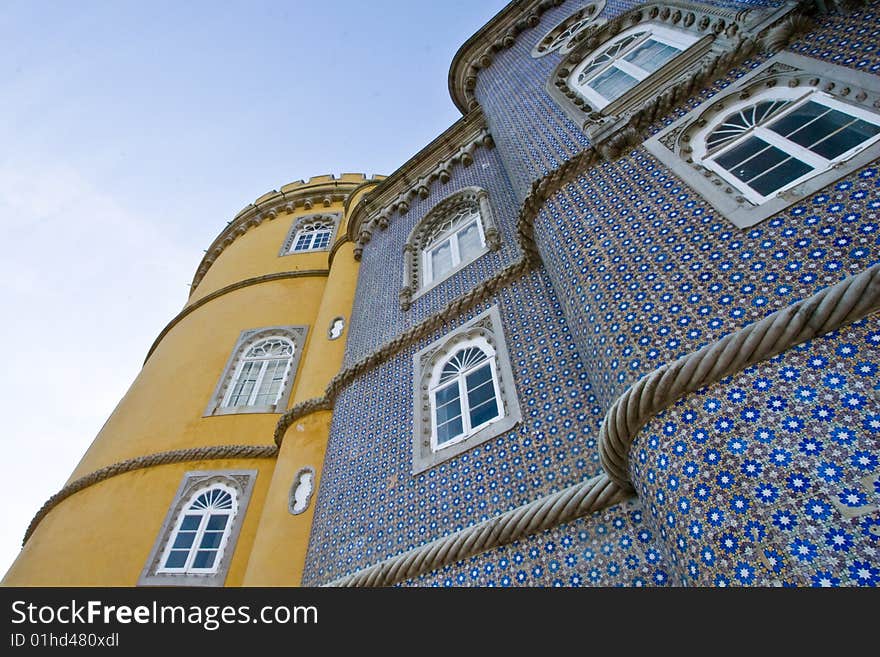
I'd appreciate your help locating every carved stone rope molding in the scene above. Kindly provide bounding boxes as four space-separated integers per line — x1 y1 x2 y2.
145 269 329 364
326 473 628 587
23 444 278 545
600 262 880 491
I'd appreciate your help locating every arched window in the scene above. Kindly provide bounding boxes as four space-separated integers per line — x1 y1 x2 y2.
222 338 294 409
140 470 257 586
400 187 500 310
279 213 340 256
412 306 521 473
569 23 698 110
206 326 307 416
158 484 237 574
693 90 880 204
430 342 503 450
422 202 486 287
645 51 880 228
290 221 333 253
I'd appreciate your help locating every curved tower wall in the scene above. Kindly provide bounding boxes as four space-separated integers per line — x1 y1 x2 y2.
3 174 375 586
6 0 880 588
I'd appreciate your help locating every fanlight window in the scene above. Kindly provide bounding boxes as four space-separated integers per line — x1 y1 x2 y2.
570 24 697 109
422 202 486 287
431 345 502 450
222 338 294 408
159 486 236 574
290 222 333 252
698 91 880 203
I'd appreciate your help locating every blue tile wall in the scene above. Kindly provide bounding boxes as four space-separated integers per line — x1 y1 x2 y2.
343 146 521 368
304 268 611 585
632 317 880 586
472 0 782 202
305 3 880 587
398 498 674 587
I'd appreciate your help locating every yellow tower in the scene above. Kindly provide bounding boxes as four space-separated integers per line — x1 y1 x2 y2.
3 173 380 587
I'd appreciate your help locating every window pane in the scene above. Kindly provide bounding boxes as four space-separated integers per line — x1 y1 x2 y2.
164 550 188 569
812 119 880 159
192 550 217 569
470 397 500 428
293 233 312 251
180 515 201 531
465 363 492 387
456 221 482 261
622 38 680 74
587 66 639 101
467 378 497 409
749 157 813 196
253 359 287 406
767 100 827 140
205 514 229 531
435 393 462 425
436 416 464 445
714 137 795 186
436 380 461 404
430 241 453 279
172 531 196 549
199 531 224 549
312 230 331 249
227 361 259 406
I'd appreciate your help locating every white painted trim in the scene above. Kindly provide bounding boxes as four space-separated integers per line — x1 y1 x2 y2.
569 22 698 109
693 90 880 204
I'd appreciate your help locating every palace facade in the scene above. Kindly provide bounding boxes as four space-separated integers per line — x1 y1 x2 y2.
5 0 880 587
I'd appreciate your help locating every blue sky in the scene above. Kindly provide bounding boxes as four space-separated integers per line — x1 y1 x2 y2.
0 0 509 579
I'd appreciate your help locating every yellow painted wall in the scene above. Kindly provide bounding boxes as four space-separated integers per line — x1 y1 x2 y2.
188 209 338 304
3 174 377 587
69 276 326 480
2 458 272 586
241 189 372 585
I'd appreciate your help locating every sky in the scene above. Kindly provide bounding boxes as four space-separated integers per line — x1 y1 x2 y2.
0 0 510 579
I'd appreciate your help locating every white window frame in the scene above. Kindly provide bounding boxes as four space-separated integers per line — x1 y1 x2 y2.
139 470 257 587
157 484 237 575
569 23 698 110
693 89 880 205
289 222 334 253
428 336 504 452
421 212 487 288
412 306 521 474
205 326 308 417
220 337 295 409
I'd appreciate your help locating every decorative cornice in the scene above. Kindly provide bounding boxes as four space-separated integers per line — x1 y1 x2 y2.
190 174 377 296
145 270 329 364
348 109 495 260
23 444 278 545
449 0 566 113
599 263 880 491
327 473 628 586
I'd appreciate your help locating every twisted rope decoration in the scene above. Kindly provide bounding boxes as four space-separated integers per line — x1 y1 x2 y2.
23 444 277 545
600 262 880 490
327 473 627 587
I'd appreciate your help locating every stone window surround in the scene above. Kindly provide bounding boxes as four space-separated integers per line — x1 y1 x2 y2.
530 0 607 58
644 51 880 228
412 305 521 474
204 325 308 417
278 212 341 257
546 0 799 152
400 187 501 311
138 469 257 587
